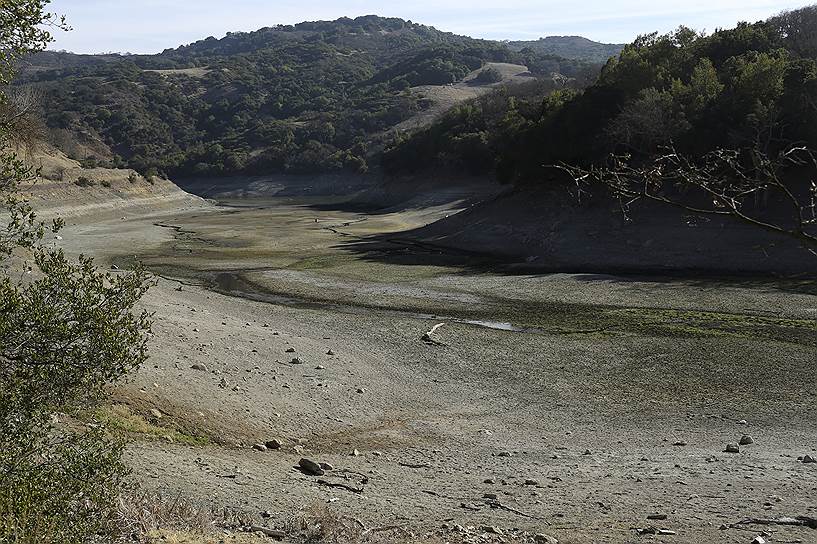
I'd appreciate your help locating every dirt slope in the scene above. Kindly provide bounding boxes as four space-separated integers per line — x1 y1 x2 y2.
17 143 207 218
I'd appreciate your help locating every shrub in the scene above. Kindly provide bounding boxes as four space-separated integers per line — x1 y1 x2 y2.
475 66 503 84
0 251 152 543
73 175 94 187
0 2 153 543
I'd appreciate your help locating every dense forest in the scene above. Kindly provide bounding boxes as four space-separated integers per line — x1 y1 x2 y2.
18 16 605 178
384 9 817 186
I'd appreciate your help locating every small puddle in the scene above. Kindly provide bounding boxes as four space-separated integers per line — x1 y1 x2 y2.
213 272 536 334
458 319 528 332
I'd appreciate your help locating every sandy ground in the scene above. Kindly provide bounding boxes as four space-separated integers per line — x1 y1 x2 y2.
46 184 817 544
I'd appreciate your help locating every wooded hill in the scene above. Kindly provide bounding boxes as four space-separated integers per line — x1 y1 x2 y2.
385 9 817 185
507 36 624 63
18 16 608 178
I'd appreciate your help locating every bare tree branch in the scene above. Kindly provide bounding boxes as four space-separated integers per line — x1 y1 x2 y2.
557 145 817 251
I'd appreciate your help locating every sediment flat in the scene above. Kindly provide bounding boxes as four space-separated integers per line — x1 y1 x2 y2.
54 190 817 543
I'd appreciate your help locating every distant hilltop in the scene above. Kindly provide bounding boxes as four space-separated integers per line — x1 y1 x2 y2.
41 15 622 64
507 36 624 63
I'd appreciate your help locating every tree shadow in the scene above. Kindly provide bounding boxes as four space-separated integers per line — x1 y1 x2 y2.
331 226 817 296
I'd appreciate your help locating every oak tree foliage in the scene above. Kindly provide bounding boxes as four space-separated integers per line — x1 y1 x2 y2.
0 2 152 542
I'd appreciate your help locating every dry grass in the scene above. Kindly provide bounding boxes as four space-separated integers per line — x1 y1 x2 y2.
115 495 557 544
144 68 211 78
116 490 255 543
139 530 266 543
96 404 211 446
284 506 552 544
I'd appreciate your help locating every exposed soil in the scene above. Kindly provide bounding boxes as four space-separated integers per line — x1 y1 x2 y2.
397 63 533 132
48 180 817 544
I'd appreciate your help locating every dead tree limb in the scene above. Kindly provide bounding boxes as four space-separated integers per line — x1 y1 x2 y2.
316 479 364 494
421 323 446 345
734 516 817 529
557 145 817 252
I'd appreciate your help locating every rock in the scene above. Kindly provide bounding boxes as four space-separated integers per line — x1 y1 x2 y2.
673 440 687 446
483 478 495 484
327 350 335 355
250 526 286 538
481 526 503 535
290 358 303 365
356 388 365 394
725 443 740 454
752 537 767 544
266 439 282 450
738 419 748 425
285 348 296 353
253 443 268 452
315 365 325 370
351 449 361 457
534 534 559 544
149 409 162 419
803 454 816 464
739 435 754 446
524 479 539 486
647 514 668 520
319 462 334 471
191 363 208 371
219 377 228 388
298 458 325 476
483 492 498 500
583 449 592 455
497 451 512 457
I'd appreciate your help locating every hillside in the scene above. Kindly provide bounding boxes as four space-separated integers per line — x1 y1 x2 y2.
17 16 602 179
383 9 817 264
386 17 817 183
507 36 624 62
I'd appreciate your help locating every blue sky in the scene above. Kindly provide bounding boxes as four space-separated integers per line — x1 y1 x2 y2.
46 0 809 54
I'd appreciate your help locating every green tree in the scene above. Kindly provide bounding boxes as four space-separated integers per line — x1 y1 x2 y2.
475 67 503 84
687 58 724 113
0 2 152 542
